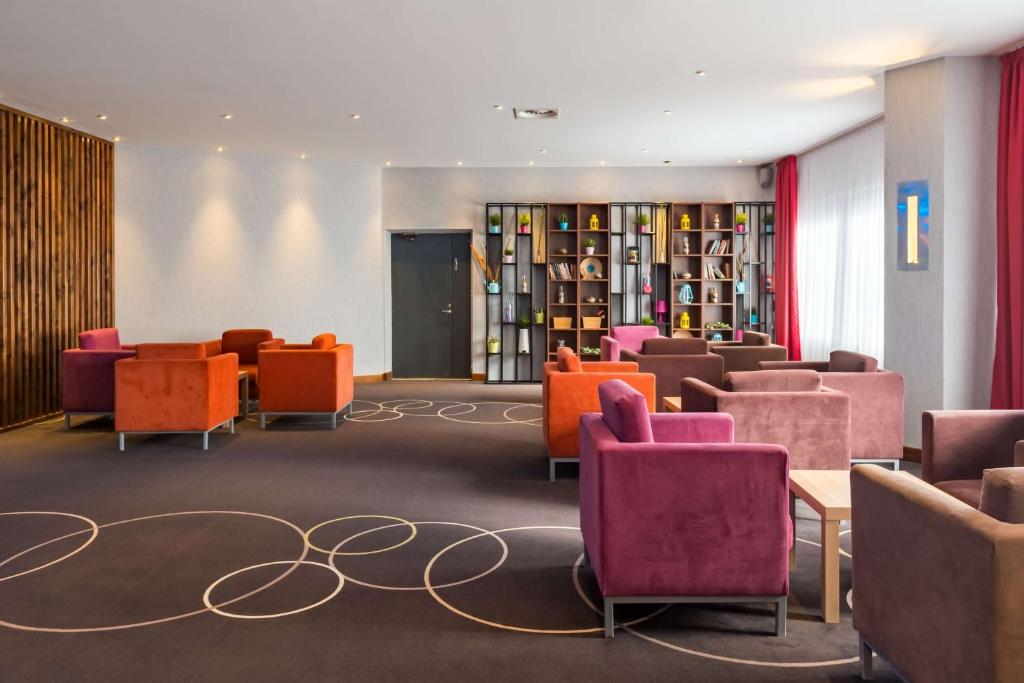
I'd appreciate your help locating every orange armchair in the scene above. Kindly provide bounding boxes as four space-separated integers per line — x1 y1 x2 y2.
203 329 281 396
257 333 354 429
114 343 239 451
543 350 656 480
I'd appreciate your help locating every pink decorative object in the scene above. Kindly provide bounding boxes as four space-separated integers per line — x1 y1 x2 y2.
656 300 668 323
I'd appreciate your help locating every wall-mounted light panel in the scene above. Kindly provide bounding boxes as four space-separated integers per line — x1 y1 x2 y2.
897 180 929 271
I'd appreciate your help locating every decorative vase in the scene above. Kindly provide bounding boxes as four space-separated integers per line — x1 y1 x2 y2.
736 223 746 233
557 285 565 304
502 297 513 323
487 340 499 354
736 281 746 294
488 225 501 234
502 254 514 264
519 223 529 234
519 274 528 293
533 310 544 324
517 329 530 354
487 281 500 294
713 213 721 229
751 313 759 324
765 223 774 234
559 221 569 231
682 236 690 254
584 246 595 255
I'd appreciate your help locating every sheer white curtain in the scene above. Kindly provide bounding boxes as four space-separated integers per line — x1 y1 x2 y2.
796 119 885 362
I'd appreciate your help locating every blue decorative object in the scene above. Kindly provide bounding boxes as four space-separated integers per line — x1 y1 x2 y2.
559 221 569 231
679 284 694 304
710 333 724 342
488 225 501 234
897 180 929 271
487 281 500 294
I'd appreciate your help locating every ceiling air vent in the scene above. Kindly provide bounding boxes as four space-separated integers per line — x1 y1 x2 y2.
513 108 560 120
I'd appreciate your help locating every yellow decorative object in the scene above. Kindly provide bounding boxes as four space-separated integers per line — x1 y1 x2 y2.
681 213 691 230
589 214 599 230
680 311 691 329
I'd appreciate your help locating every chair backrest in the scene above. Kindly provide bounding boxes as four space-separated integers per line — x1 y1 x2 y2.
611 325 660 354
311 333 337 349
725 370 822 392
829 350 878 373
222 329 273 364
79 327 121 350
556 346 583 372
641 337 708 356
135 343 207 360
741 331 771 346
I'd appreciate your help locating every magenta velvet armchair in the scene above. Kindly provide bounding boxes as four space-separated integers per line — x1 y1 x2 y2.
579 380 791 638
62 327 135 428
759 350 904 467
600 325 660 362
680 370 851 470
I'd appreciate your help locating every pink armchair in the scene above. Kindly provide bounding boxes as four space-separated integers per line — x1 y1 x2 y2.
680 370 851 470
922 410 1024 508
600 325 661 362
580 380 790 638
760 350 904 467
62 327 136 428
619 337 724 410
709 331 787 372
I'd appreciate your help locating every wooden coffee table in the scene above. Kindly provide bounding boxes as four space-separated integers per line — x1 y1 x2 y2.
663 396 682 412
789 469 851 624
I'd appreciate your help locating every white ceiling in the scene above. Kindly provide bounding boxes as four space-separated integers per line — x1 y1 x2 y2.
1 0 1022 167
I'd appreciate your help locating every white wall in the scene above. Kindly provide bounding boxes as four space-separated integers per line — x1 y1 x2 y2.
115 145 387 375
383 166 768 373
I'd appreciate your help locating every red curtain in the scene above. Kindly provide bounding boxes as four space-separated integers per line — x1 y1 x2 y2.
993 47 1024 409
774 155 802 360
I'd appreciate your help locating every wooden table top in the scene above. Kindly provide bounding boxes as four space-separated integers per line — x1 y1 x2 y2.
789 470 851 521
663 396 682 412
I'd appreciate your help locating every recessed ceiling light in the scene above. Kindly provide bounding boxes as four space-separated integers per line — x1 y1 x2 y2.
744 148 752 153
456 160 463 166
695 69 707 77
513 108 560 120
663 110 672 116
599 160 606 166
736 159 744 164
663 160 672 165
216 146 224 152
60 116 71 124
539 149 547 154
96 114 108 120
641 148 649 153
493 104 504 111
528 160 534 166
221 113 233 120
350 113 360 120
111 136 122 143
385 161 391 166
299 153 307 160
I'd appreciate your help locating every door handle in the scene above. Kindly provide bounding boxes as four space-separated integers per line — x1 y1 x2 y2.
441 304 453 314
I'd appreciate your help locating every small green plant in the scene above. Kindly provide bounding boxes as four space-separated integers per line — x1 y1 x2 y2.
635 213 651 226
518 213 531 225
580 346 601 356
534 306 544 315
517 315 531 329
640 315 655 325
503 237 514 255
763 212 775 225
582 238 597 248
487 336 499 344
735 212 749 225
558 214 569 223
489 213 502 226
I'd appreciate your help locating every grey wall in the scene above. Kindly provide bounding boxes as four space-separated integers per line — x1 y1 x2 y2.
383 166 769 373
884 57 999 446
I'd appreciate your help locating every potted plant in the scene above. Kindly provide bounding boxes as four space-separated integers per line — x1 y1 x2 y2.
502 238 515 264
533 306 544 324
635 213 651 233
763 212 775 233
583 238 597 255
488 213 502 234
558 214 569 231
518 212 531 234
735 211 748 233
750 307 759 324
486 336 500 354
517 315 531 354
640 315 655 325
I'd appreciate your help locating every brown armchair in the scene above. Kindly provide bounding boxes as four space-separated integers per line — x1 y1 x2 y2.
709 331 787 372
620 337 724 411
922 410 1024 508
852 464 1024 681
681 370 851 470
760 350 904 467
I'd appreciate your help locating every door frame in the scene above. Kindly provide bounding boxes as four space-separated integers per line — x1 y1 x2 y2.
386 229 473 379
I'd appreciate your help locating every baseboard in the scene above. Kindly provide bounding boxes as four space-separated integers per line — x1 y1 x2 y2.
472 373 486 381
903 446 922 464
0 411 63 433
354 372 392 384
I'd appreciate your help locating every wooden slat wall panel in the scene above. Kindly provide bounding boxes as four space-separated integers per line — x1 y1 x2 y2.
0 104 113 430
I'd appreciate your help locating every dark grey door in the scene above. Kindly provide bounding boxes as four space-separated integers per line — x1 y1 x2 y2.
391 233 471 378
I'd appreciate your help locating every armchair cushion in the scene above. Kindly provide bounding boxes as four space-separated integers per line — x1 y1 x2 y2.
311 333 337 349
79 327 122 350
980 468 1024 523
556 347 583 372
221 329 273 364
933 479 983 509
611 325 661 353
598 380 654 443
641 337 707 355
742 331 771 346
726 369 821 393
829 350 878 373
135 343 207 360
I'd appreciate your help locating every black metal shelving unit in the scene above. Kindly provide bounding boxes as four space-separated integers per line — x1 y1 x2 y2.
484 203 546 384
735 201 776 341
610 203 670 331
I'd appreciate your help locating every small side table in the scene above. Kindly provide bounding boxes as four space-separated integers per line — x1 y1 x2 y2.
237 371 250 419
789 469 851 624
663 396 682 412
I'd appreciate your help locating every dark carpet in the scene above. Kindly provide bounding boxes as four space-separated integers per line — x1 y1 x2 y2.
0 381 897 682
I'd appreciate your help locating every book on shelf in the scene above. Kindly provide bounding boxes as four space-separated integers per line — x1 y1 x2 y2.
705 238 731 255
547 262 577 280
703 263 728 279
